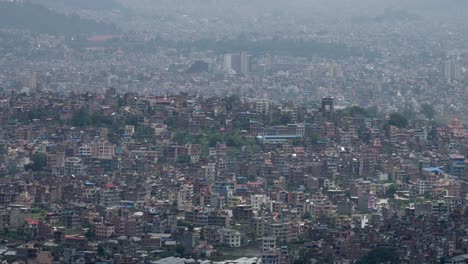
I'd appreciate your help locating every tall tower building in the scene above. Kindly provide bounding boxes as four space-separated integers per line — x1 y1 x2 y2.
23 72 37 90
224 52 250 75
240 52 250 75
444 59 462 83
223 54 232 73
321 96 335 120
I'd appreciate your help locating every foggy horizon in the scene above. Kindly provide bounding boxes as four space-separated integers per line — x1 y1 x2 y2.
0 0 466 263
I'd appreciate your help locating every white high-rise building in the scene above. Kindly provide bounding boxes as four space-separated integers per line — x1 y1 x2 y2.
240 52 250 75
224 52 250 75
223 54 233 72
444 59 462 83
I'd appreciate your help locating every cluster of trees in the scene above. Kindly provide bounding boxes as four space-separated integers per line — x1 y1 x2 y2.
293 247 399 264
270 111 293 126
69 109 158 143
399 102 437 123
337 106 379 118
134 126 156 143
0 144 5 164
149 35 379 59
0 2 117 35
0 30 31 55
174 130 259 149
185 60 209 74
388 113 408 128
340 104 436 130
356 248 400 264
338 105 440 149
385 184 398 198
24 152 47 172
223 95 242 112
14 107 62 124
109 115 157 143
70 108 113 127
172 129 261 162
352 8 419 24
421 103 436 120
36 0 123 11
294 249 334 264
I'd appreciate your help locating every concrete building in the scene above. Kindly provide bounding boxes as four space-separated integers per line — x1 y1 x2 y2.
444 59 463 83
321 96 335 120
448 154 465 177
262 251 280 264
224 52 250 75
262 237 276 252
445 254 468 264
94 224 115 239
218 228 241 247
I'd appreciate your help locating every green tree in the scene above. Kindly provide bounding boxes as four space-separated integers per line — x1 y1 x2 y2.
70 108 92 126
338 106 370 117
225 133 243 147
232 117 250 131
173 131 190 145
117 97 126 108
307 135 319 146
356 248 400 264
382 144 394 155
421 103 436 120
294 248 313 264
85 228 95 240
270 112 292 126
125 116 139 126
90 112 113 127
0 2 117 35
164 117 176 127
208 133 223 147
424 192 432 200
175 244 186 256
134 126 155 142
388 113 408 128
386 184 397 198
177 220 194 231
97 245 106 257
224 95 241 112
0 144 5 163
366 106 380 118
176 155 190 164
401 102 415 121
6 161 19 176
279 113 292 125
25 152 47 171
319 255 334 264
70 108 114 127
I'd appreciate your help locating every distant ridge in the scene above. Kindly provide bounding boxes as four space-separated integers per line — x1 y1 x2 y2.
0 1 118 35
30 0 124 11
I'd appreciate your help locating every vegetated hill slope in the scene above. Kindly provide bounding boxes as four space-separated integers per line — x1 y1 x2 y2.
32 0 124 10
0 2 118 35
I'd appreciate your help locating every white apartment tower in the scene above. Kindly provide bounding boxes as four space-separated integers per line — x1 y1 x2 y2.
444 59 462 83
224 52 250 75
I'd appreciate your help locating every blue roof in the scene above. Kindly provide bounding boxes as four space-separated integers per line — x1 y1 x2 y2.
258 135 300 139
422 167 443 174
84 181 95 186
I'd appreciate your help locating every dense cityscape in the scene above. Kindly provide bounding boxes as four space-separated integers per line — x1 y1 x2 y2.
0 0 467 264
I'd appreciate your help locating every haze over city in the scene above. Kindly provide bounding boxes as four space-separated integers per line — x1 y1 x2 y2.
0 0 466 263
